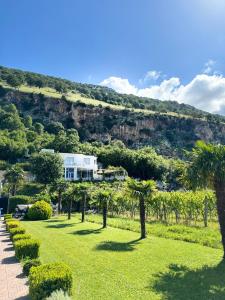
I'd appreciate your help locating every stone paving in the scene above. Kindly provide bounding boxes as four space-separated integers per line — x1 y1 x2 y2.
0 220 29 300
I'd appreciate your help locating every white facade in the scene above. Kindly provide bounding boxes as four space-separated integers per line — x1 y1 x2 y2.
59 153 98 181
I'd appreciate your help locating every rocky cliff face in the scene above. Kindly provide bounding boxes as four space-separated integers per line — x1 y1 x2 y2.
2 89 225 157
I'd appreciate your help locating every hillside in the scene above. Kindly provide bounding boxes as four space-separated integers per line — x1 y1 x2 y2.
0 65 225 158
1 65 225 122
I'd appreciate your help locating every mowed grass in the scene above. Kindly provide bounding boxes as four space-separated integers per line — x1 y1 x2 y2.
85 214 222 249
22 216 225 300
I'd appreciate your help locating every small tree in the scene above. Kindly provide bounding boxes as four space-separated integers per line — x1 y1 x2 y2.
63 183 77 220
50 179 69 214
92 185 113 228
4 165 24 196
31 152 63 185
126 178 156 239
4 165 24 213
75 182 92 222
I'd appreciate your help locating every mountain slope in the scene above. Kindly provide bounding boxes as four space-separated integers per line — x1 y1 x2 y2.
1 65 224 122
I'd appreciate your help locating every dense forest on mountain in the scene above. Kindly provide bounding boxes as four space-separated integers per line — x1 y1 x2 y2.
1 65 224 122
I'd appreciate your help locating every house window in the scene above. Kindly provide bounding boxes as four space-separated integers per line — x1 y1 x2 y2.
77 169 93 180
84 157 91 165
65 157 74 165
65 168 74 180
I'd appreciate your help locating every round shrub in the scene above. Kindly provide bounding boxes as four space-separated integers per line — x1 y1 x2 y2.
23 258 41 276
9 226 26 237
29 263 73 300
12 233 32 243
15 239 40 260
46 289 71 300
28 200 52 220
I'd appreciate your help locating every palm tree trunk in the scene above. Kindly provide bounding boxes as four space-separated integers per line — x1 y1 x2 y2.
103 200 108 228
139 196 146 239
58 191 62 215
81 194 86 222
214 179 225 258
68 198 72 220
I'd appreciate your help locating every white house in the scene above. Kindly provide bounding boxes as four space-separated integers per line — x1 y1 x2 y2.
60 153 98 181
41 149 127 182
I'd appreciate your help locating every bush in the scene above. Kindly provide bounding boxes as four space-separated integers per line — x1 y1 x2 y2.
29 263 73 300
12 233 32 242
8 195 33 212
46 289 71 300
5 218 18 225
9 227 26 236
28 200 52 220
15 239 40 260
4 214 12 220
6 221 20 230
23 258 41 276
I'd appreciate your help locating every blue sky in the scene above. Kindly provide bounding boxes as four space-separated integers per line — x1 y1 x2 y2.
2 0 225 113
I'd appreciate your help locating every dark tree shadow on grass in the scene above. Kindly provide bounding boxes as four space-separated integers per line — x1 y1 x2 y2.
70 228 103 235
152 261 225 300
46 223 77 229
95 238 141 252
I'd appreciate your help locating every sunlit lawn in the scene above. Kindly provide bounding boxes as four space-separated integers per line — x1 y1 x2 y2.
22 215 225 300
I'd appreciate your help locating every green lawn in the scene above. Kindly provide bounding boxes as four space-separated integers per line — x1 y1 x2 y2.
85 214 222 249
22 216 225 300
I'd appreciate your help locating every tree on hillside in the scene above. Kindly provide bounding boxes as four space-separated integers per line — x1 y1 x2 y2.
186 141 225 258
6 74 24 89
31 152 63 185
126 178 156 239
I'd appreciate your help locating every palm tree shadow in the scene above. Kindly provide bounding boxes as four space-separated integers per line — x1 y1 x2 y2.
152 260 225 300
95 238 141 252
70 228 103 235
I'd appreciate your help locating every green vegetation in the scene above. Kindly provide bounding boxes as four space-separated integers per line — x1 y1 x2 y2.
22 216 224 300
27 200 52 220
84 213 221 249
29 262 73 300
1 65 224 121
22 258 41 276
14 238 40 259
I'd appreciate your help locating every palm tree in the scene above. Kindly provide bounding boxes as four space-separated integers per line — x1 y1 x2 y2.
51 179 69 214
126 177 156 239
4 165 24 196
63 183 77 220
4 164 24 213
187 141 225 258
76 182 92 222
92 186 113 228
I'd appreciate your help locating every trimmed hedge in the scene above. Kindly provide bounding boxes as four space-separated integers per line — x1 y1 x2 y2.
8 195 33 213
23 258 41 276
28 200 52 220
12 233 32 242
9 227 26 237
4 214 12 220
15 239 40 259
6 221 20 230
29 263 73 300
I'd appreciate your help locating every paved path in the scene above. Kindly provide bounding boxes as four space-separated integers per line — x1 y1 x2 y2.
0 220 29 300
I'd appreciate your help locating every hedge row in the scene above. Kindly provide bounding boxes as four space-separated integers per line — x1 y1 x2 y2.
4 215 73 299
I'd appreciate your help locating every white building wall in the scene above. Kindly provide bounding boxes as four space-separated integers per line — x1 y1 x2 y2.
59 153 98 181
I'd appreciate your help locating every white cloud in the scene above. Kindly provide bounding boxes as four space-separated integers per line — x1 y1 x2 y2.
203 59 216 74
100 73 225 114
141 70 161 82
100 76 137 94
